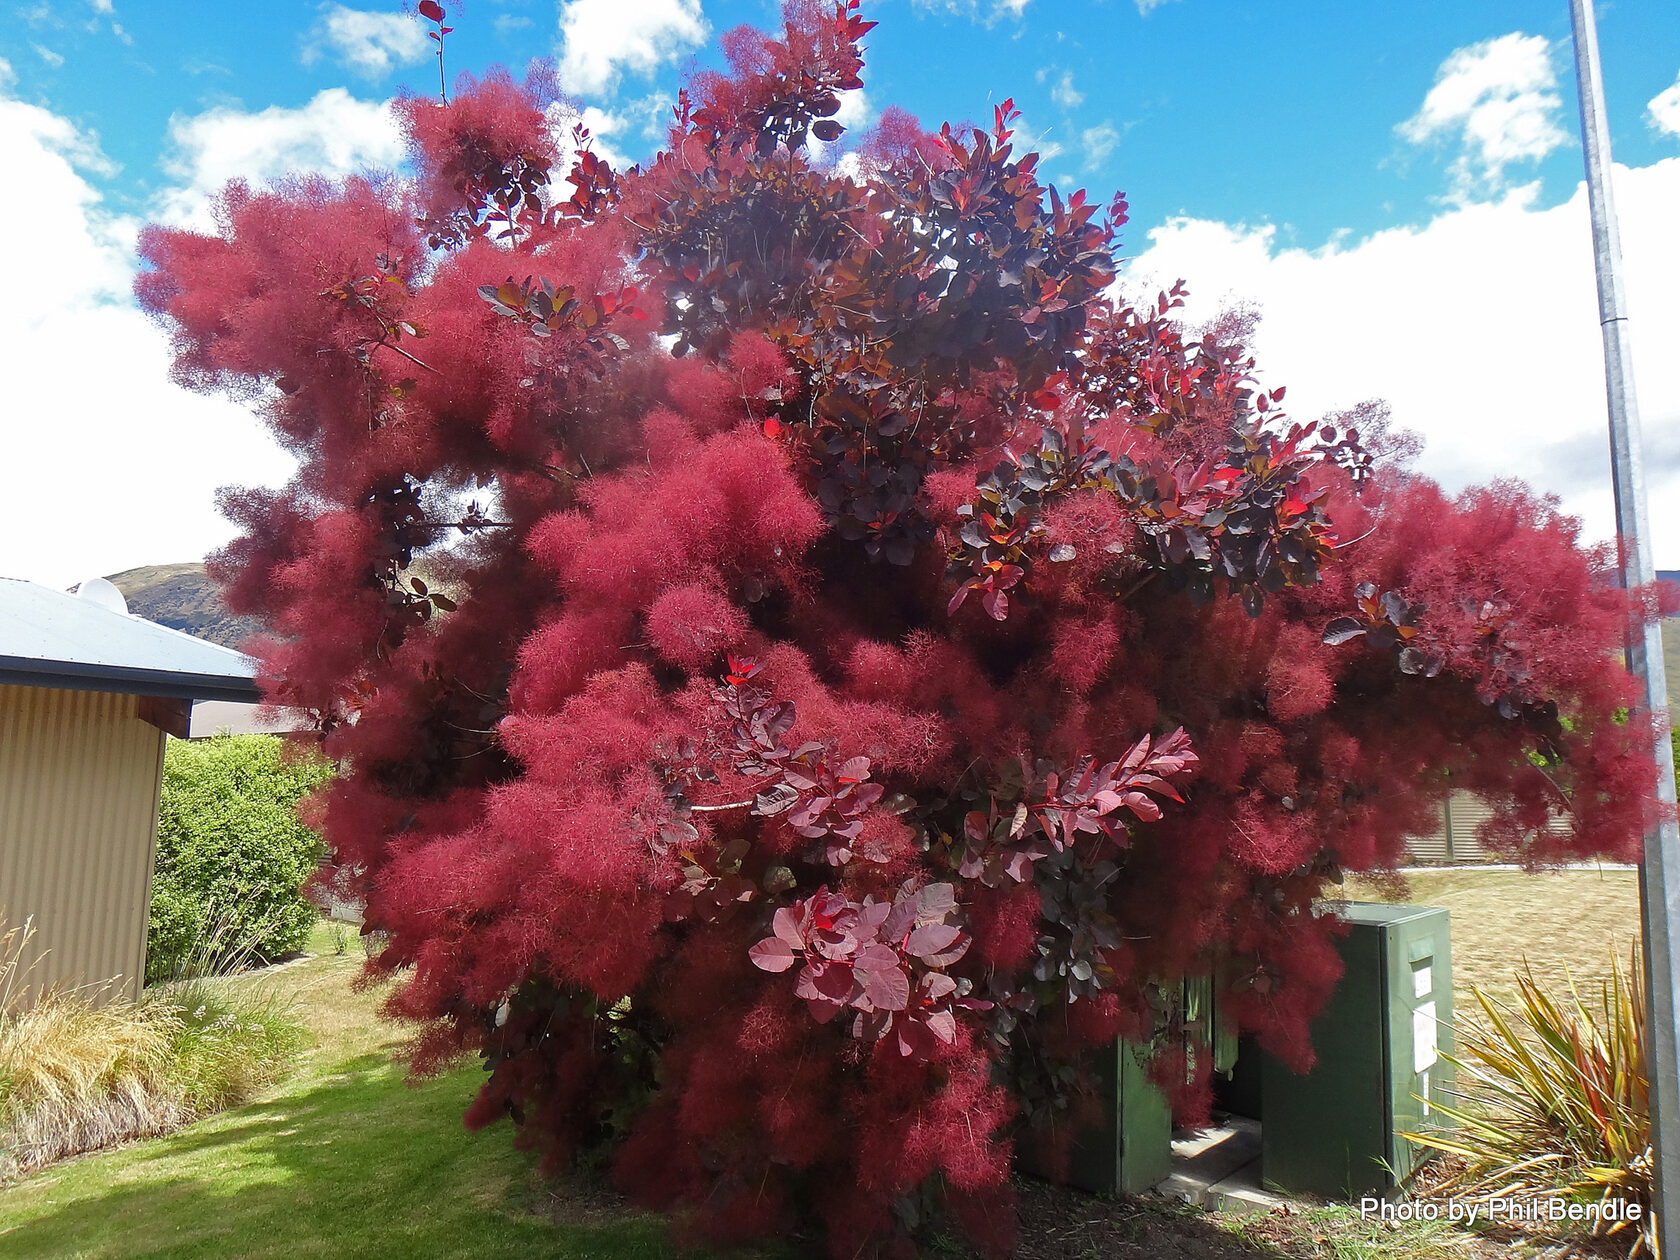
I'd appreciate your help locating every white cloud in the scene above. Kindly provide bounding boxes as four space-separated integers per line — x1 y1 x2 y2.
33 43 65 68
834 88 871 131
305 5 429 79
89 0 114 13
912 0 1032 23
1120 157 1680 567
0 57 13 89
1013 113 1062 163
157 88 405 229
556 0 706 98
1135 0 1179 14
0 85 294 588
1045 68 1082 111
546 99 631 171
1081 121 1120 168
1399 33 1568 200
1650 73 1680 138
804 88 871 169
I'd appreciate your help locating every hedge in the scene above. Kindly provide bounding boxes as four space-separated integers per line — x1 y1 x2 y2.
147 735 331 982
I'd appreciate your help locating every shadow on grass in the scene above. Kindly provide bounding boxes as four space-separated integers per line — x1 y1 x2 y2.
0 1059 678 1260
4 1039 1294 1260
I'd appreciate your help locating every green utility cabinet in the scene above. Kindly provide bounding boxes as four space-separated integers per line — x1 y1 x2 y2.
1017 1037 1173 1195
1262 902 1454 1199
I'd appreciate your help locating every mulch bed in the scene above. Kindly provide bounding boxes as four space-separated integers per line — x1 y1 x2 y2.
1012 1176 1277 1259
539 1166 1635 1258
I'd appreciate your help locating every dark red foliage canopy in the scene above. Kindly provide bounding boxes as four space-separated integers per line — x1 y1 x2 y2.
138 4 1673 1253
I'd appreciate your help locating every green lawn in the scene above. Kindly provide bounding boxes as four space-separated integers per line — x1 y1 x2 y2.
0 925 676 1260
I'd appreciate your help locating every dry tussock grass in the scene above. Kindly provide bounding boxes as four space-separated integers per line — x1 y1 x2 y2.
1 914 304 1181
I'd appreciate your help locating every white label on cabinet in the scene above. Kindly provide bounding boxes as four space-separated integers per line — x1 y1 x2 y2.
1413 1000 1438 1073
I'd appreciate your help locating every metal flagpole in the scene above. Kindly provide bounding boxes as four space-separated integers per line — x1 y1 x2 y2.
1568 2 1680 1253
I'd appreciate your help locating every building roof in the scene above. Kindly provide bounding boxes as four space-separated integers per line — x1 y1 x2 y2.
0 577 262 703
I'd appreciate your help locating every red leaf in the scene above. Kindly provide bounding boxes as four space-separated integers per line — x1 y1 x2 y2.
856 956 910 1012
417 0 445 20
796 960 855 1012
1001 850 1035 882
749 938 796 973
1123 792 1162 821
907 923 960 959
772 906 805 948
925 935 970 968
896 1016 937 1059
924 1009 958 1044
855 899 892 939
917 884 957 918
836 756 871 784
849 782 884 810
921 972 958 1001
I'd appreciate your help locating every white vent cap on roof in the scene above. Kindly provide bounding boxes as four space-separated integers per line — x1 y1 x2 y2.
74 577 128 615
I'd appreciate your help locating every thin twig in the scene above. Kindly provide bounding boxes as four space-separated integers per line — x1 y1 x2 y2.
1333 521 1381 551
372 324 443 376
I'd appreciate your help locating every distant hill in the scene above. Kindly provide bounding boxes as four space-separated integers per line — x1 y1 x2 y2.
105 562 261 650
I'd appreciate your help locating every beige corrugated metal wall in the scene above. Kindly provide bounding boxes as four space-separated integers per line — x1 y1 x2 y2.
0 683 165 1007
1404 798 1456 866
1405 791 1566 865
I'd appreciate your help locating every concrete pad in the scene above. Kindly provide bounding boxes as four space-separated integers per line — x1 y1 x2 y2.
1158 1119 1289 1214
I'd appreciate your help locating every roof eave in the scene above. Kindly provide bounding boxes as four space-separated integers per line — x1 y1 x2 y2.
0 658 264 704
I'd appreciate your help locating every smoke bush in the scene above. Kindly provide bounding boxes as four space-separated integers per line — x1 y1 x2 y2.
137 4 1674 1253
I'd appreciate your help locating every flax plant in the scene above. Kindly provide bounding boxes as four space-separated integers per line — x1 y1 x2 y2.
1405 948 1653 1256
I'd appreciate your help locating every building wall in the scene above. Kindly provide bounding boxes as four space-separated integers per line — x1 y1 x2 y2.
1404 791 1575 866
0 683 165 1007
187 699 307 739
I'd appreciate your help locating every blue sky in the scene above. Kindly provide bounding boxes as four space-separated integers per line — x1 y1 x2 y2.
3 0 1679 584
12 0 1680 240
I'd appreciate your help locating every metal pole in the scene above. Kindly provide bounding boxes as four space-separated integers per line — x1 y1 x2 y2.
1569 3 1680 1253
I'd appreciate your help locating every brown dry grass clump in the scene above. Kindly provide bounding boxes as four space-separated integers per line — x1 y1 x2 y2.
1 914 306 1181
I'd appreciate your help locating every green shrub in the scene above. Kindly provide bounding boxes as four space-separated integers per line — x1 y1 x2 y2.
147 736 331 983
